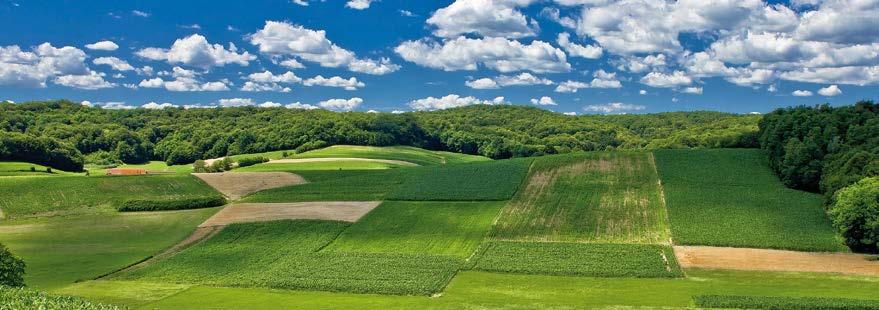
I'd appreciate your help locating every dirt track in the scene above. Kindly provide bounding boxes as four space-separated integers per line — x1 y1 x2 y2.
199 201 382 227
271 157 419 166
193 172 306 200
675 246 879 276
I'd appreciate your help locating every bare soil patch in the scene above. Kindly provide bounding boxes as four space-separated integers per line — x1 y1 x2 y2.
271 157 419 166
675 246 879 276
193 172 306 200
198 201 382 227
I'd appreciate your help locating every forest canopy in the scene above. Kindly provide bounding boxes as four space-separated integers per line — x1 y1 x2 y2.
1 100 760 171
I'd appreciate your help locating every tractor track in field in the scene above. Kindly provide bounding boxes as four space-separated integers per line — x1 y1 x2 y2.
675 246 879 276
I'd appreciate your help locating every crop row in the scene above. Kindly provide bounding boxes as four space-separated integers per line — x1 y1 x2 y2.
694 295 879 310
0 286 119 309
116 195 226 212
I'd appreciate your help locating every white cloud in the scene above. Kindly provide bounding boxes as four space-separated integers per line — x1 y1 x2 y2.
136 34 254 68
817 84 842 96
555 69 621 92
132 10 150 17
583 102 646 114
286 102 320 110
292 0 309 6
54 70 115 90
563 111 577 116
427 0 538 39
85 40 119 51
346 0 374 10
792 89 813 96
241 70 300 92
139 76 229 92
408 94 507 111
768 84 778 92
465 78 498 89
303 75 365 90
640 70 692 88
279 58 305 69
142 102 178 109
466 72 553 89
395 36 570 73
249 21 398 75
780 66 879 85
258 101 283 108
138 77 164 88
621 54 667 73
639 89 647 95
319 97 363 111
399 10 416 17
796 0 879 45
218 98 255 107
557 33 602 59
530 96 557 106
93 57 134 71
681 86 703 94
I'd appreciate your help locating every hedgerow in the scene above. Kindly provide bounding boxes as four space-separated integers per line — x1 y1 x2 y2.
471 241 682 278
0 286 119 309
694 295 879 310
235 156 269 168
116 195 226 212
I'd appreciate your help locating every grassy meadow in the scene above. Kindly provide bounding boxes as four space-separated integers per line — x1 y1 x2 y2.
654 149 846 252
491 152 670 243
87 161 193 175
234 160 406 171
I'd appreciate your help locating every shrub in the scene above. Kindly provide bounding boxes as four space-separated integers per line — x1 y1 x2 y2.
0 243 25 287
236 156 269 168
294 140 328 154
694 295 879 310
828 177 879 252
193 160 207 173
117 196 226 212
0 286 119 309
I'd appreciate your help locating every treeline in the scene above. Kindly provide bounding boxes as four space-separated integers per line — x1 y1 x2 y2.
0 100 760 171
758 101 878 196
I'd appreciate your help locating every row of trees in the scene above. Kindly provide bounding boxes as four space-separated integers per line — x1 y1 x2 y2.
1 100 761 171
758 101 879 251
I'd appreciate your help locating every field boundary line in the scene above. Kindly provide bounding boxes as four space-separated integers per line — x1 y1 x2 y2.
649 152 675 246
96 225 226 279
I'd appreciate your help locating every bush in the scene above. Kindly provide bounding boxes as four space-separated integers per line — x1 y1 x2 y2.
828 177 879 252
694 295 879 310
0 286 119 309
0 243 25 287
236 156 269 168
294 140 328 154
117 196 226 212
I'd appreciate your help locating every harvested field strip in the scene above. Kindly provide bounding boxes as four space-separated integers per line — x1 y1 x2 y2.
198 201 381 227
654 149 845 252
471 241 682 278
192 172 306 200
675 246 879 276
387 158 531 201
491 152 670 243
119 220 463 295
324 201 505 257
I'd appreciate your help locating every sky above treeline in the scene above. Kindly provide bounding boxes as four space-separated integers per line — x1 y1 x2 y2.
0 0 877 114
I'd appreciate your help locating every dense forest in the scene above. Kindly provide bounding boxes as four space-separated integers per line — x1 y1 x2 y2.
0 100 760 171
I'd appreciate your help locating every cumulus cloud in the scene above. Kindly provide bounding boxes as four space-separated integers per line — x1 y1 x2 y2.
85 40 119 51
817 84 842 96
241 70 301 92
218 98 255 107
466 72 553 89
792 89 813 96
530 96 557 106
640 71 692 88
409 94 507 111
0 43 90 88
583 102 646 114
427 0 538 39
346 0 374 10
54 70 116 90
555 69 621 92
93 57 135 71
557 33 602 59
138 69 229 92
303 75 365 90
681 86 703 94
319 97 363 111
395 36 570 73
136 34 254 68
142 102 178 109
249 21 398 75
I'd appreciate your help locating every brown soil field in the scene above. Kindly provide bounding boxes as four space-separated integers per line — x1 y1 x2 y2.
675 246 879 276
192 172 306 200
198 201 382 227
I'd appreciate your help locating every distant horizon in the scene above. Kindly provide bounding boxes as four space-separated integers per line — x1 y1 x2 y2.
1 1 877 115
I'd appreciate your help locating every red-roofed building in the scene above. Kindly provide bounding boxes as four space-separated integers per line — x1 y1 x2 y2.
106 168 148 176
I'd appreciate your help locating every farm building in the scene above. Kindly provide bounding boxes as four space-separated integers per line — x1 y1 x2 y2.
106 168 148 176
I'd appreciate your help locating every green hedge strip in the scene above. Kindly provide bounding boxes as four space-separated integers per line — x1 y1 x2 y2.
694 295 879 310
117 196 226 212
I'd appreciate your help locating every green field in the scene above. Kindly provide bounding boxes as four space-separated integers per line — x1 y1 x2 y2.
0 161 78 176
471 241 681 278
325 201 505 257
88 161 193 175
491 152 670 243
242 169 413 202
387 158 532 201
0 208 217 289
0 286 117 309
226 145 490 166
63 270 879 309
654 149 846 251
119 220 463 295
0 174 220 218
235 160 406 171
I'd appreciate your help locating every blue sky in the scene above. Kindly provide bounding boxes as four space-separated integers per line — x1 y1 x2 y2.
1 0 877 114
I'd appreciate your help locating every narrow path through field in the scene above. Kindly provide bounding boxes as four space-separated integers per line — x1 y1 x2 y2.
198 201 382 227
675 246 879 276
270 157 419 166
193 172 307 200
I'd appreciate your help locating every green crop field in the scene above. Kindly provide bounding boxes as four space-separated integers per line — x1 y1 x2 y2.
471 241 681 278
491 152 671 243
387 158 532 201
241 169 414 202
325 201 505 257
120 220 463 295
225 145 490 166
0 286 118 309
0 161 78 176
0 175 220 218
234 160 406 171
0 208 217 289
654 149 846 252
88 161 193 175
